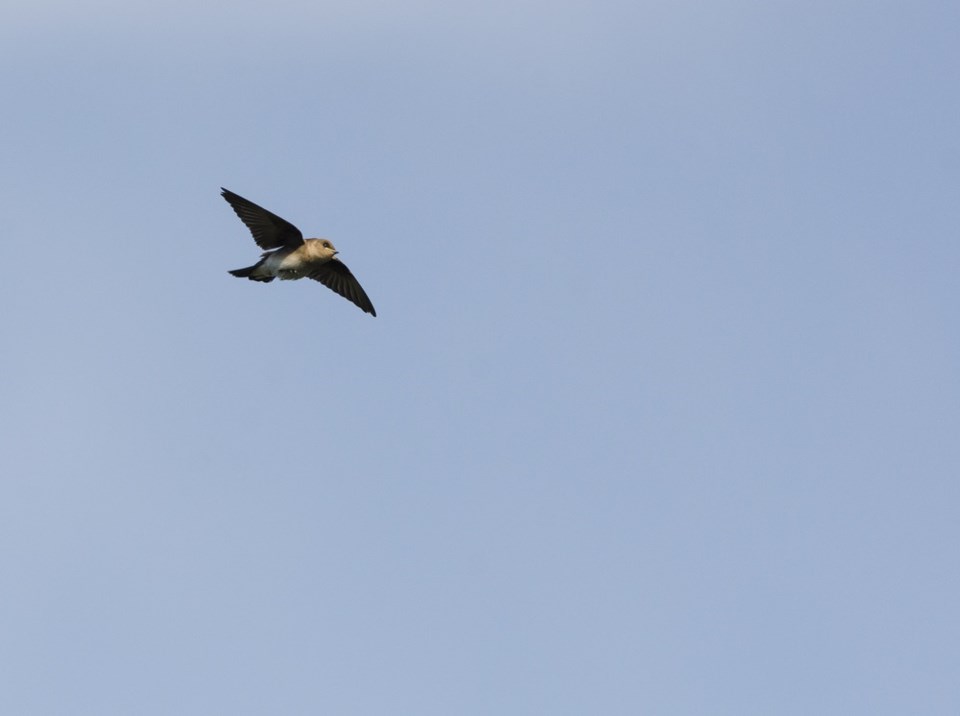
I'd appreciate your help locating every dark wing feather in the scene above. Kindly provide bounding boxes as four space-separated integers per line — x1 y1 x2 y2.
307 260 377 316
221 188 304 250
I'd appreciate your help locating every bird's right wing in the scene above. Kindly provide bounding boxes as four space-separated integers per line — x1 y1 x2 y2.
221 188 304 250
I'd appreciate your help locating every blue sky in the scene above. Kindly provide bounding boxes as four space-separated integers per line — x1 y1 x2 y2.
2 1 959 713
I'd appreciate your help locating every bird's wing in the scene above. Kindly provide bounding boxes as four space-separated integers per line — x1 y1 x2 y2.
307 260 377 316
221 188 304 249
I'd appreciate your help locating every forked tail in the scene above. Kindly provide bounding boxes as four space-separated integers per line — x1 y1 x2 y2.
228 263 274 282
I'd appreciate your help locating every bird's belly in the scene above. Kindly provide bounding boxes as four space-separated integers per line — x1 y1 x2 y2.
264 252 307 280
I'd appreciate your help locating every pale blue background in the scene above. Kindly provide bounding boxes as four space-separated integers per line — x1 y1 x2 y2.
2 1 959 713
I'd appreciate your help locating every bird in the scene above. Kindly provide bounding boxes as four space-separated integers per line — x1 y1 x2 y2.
222 188 376 316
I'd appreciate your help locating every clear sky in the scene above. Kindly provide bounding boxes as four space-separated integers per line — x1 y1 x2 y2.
2 1 958 713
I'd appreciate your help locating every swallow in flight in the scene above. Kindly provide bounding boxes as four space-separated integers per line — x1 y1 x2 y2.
222 188 376 316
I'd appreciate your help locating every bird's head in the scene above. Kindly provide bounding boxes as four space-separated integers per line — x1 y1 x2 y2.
309 238 339 260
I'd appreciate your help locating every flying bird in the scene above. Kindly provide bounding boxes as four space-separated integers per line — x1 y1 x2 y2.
222 188 376 316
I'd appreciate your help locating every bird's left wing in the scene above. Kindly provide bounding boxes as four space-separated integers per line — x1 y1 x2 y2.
307 260 377 316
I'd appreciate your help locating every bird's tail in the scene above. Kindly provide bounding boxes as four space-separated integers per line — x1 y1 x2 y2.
229 263 274 282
